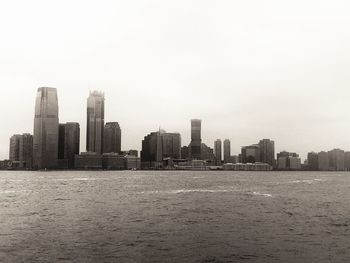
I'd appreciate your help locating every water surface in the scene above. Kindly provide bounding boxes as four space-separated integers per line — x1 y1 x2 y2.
0 171 349 262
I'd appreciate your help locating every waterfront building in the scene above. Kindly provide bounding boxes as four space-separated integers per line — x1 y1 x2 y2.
86 91 105 154
58 122 80 169
226 155 239 164
102 153 126 170
141 130 181 169
276 151 301 170
19 133 33 169
200 143 216 164
9 133 33 169
33 87 59 169
162 132 181 159
9 134 21 162
289 157 302 170
214 139 222 165
328 149 345 171
74 152 102 169
125 155 141 170
307 152 319 171
181 146 189 160
345 152 350 171
58 124 66 160
189 119 201 159
223 139 231 163
103 122 121 154
241 144 260 163
259 139 275 167
223 162 272 171
318 151 329 171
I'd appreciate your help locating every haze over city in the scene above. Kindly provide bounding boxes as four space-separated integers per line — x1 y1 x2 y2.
1 0 350 160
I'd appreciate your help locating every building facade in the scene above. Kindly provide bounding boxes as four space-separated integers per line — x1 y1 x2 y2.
103 122 121 154
328 149 345 171
318 151 329 171
241 144 260 163
190 119 201 159
223 139 231 163
9 134 21 162
259 139 275 167
86 91 105 154
307 152 319 171
141 130 181 169
214 139 222 165
33 87 59 169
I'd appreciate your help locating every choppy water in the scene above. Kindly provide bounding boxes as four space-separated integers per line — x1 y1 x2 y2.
0 171 350 262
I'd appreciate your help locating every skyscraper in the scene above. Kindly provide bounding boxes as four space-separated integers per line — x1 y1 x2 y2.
33 87 59 169
19 133 33 169
223 139 231 163
190 119 201 159
58 124 66 160
9 134 21 161
241 144 260 163
162 132 181 159
214 139 222 165
307 152 319 171
141 130 181 169
58 122 80 168
103 122 121 154
318 151 329 171
259 139 275 167
86 91 105 155
328 149 345 171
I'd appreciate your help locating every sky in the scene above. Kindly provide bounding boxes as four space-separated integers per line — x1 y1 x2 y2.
1 0 350 160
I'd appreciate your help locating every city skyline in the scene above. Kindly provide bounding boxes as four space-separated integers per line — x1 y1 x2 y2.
2 1 350 160
3 87 350 161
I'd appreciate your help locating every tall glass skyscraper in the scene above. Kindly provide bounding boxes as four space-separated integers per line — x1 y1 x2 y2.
190 119 201 159
33 87 59 169
86 91 105 154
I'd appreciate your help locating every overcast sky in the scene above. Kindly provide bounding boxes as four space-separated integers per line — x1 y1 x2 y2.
1 0 350 160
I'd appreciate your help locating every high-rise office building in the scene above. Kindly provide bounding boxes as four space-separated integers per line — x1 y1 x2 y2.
241 144 260 163
190 119 201 159
214 139 222 165
307 152 319 171
64 122 80 168
33 87 59 169
345 152 350 171
19 133 33 169
259 139 275 167
141 130 181 169
9 134 21 161
162 132 181 159
223 139 231 163
103 122 121 154
58 122 80 168
276 151 301 170
328 149 345 171
318 151 329 171
58 124 66 160
200 143 215 163
86 91 105 155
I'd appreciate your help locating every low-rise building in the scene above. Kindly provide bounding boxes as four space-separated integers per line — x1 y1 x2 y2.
74 152 103 169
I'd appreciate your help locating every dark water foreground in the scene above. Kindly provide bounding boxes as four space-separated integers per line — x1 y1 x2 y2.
0 171 349 263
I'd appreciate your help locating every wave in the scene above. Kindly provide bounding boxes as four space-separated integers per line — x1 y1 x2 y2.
290 178 325 184
141 189 240 194
252 192 273 197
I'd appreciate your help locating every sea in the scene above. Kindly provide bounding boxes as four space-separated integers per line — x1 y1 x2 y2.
0 171 349 263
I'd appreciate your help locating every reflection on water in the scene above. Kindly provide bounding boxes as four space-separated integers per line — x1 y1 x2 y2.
0 170 349 262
